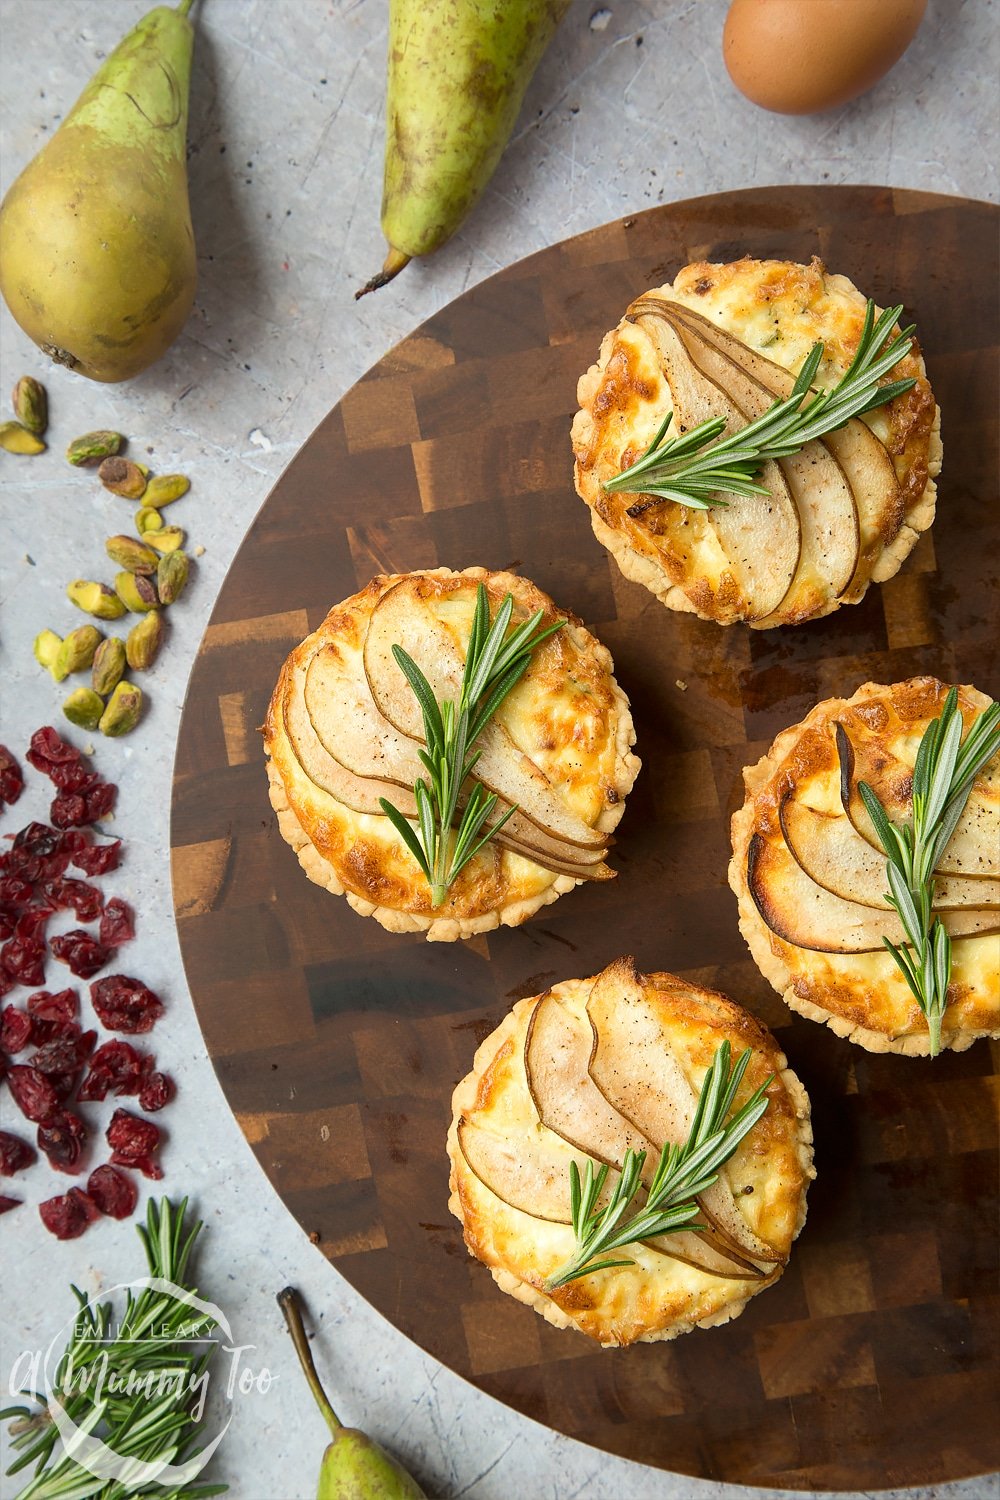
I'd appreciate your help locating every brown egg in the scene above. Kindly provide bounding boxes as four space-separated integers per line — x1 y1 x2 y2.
723 0 928 115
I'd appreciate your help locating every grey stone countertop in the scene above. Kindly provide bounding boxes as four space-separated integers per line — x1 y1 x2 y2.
1 2 997 1497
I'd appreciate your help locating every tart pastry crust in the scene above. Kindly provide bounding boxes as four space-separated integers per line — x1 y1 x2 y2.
572 256 942 629
730 678 1000 1054
447 963 813 1346
264 567 639 941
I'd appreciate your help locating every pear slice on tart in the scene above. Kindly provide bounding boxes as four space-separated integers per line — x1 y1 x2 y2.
586 958 784 1268
363 577 607 851
836 721 1000 879
747 831 999 954
657 304 861 618
628 304 801 622
779 792 1000 911
661 300 905 604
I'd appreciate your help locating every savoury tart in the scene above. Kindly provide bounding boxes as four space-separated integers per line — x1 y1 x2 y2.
730 678 1000 1054
572 256 941 628
447 957 813 1347
264 567 639 942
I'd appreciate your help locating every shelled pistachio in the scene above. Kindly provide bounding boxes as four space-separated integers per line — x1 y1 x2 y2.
66 430 123 466
34 629 65 680
135 506 163 534
12 376 47 435
99 680 143 737
92 637 126 695
0 420 45 454
63 686 105 731
67 579 127 620
147 526 184 554
57 625 103 677
99 456 147 499
125 611 164 671
114 571 159 613
156 550 188 604
143 473 190 507
106 534 158 574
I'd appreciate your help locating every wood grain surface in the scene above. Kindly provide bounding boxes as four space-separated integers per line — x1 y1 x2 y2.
170 186 999 1491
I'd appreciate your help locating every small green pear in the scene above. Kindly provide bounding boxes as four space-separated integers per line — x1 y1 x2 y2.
0 1 198 382
278 1287 427 1500
357 0 572 298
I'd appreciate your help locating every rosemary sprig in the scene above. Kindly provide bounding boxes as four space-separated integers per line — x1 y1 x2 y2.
604 299 917 516
859 688 1000 1057
379 584 563 906
545 1042 771 1290
1 1198 227 1499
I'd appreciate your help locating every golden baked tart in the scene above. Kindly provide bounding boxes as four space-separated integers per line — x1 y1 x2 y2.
264 567 639 942
572 256 941 628
730 678 1000 1054
447 957 813 1346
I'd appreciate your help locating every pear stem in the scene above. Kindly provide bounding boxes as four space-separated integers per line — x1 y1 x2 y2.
355 246 411 300
177 0 196 16
277 1287 343 1437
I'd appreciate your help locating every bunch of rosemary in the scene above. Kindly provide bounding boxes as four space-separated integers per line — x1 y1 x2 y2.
1 1198 226 1500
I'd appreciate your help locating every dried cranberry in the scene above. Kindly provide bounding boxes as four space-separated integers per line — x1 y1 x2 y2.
0 906 16 941
107 1108 163 1179
12 822 61 857
27 989 78 1025
72 840 122 877
42 879 103 922
87 1164 138 1220
90 976 163 1034
61 830 88 857
0 970 14 1001
39 1188 99 1239
1 936 46 988
0 1195 21 1214
6 1064 61 1123
99 899 134 947
27 728 80 772
0 1130 36 1175
78 1039 145 1101
138 1072 174 1112
0 747 24 810
50 931 111 980
50 794 88 830
31 1031 95 1076
38 1111 88 1174
84 783 116 822
1 1006 34 1053
15 908 49 946
0 876 34 909
48 760 96 794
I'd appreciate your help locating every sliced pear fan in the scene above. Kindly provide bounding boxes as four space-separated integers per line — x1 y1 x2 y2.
836 722 1000 879
521 992 765 1278
779 793 1000 911
658 303 860 615
748 832 999 953
628 304 801 622
303 629 610 877
457 1116 604 1224
661 301 903 603
586 957 783 1268
362 577 607 851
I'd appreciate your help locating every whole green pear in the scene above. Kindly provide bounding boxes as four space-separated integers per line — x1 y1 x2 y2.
358 0 572 297
0 1 197 382
278 1287 427 1500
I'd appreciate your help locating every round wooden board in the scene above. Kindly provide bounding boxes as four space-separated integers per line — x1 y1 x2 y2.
171 186 999 1491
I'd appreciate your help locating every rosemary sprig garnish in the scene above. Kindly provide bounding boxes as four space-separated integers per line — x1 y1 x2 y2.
858 688 1000 1058
604 299 917 516
545 1042 771 1290
1 1198 226 1499
379 583 563 907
